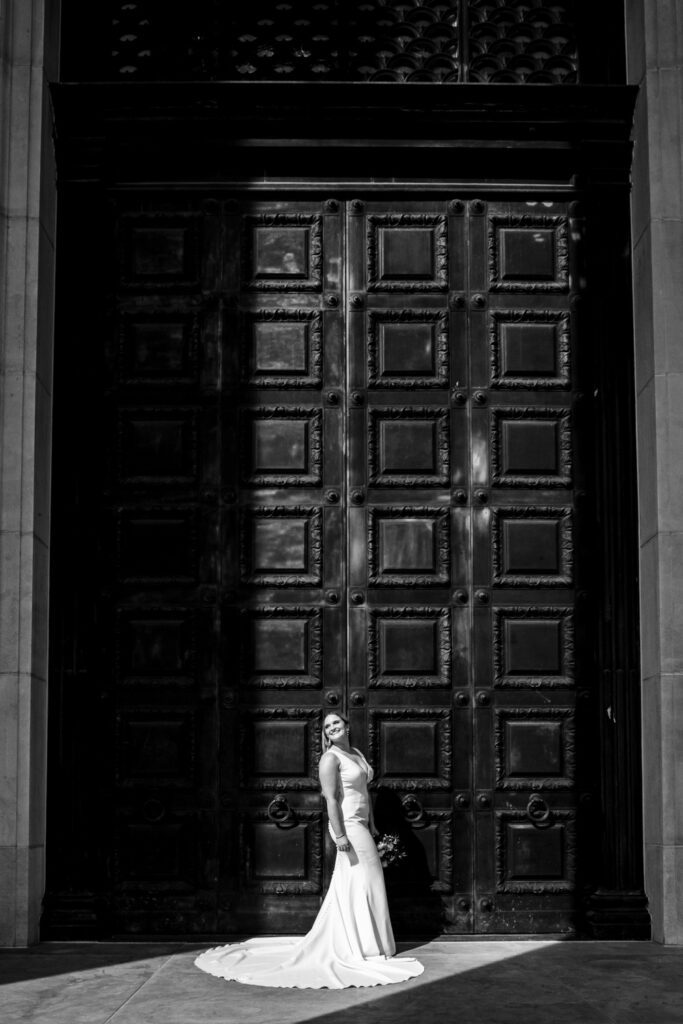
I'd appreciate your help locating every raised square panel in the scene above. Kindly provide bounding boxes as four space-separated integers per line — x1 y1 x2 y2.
495 708 575 789
246 812 322 894
116 711 195 785
368 607 451 688
492 408 572 487
496 812 576 893
501 229 554 280
255 229 307 277
252 419 306 473
505 424 557 474
243 214 323 291
255 521 305 569
240 708 321 789
383 721 437 774
120 313 198 384
245 310 322 388
118 510 196 581
116 823 187 884
490 311 570 389
118 410 197 483
367 215 448 292
488 215 569 292
381 228 433 278
252 821 306 878
505 521 558 572
382 523 431 568
241 408 322 487
256 323 306 371
493 607 574 688
368 311 449 389
368 409 449 487
254 620 306 671
121 215 199 289
507 621 560 672
382 326 433 374
117 609 196 683
492 507 573 586
368 507 450 587
253 721 307 775
132 228 186 276
368 708 451 789
240 607 322 688
508 721 561 774
240 506 322 587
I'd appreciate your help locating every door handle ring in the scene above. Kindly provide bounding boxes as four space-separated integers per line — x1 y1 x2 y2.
267 796 295 825
401 794 425 823
526 795 551 825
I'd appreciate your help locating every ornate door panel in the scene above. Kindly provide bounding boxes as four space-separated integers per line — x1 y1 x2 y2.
468 200 584 933
104 199 224 934
101 196 345 934
344 196 585 935
346 199 472 933
221 199 344 931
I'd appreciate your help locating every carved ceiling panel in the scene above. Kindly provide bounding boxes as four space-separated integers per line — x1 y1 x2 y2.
102 0 579 83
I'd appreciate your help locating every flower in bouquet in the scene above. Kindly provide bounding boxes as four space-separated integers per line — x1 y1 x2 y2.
375 832 407 868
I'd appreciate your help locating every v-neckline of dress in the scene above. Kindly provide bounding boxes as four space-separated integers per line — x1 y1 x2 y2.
336 746 366 770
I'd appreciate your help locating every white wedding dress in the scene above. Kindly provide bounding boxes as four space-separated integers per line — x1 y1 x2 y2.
194 745 424 989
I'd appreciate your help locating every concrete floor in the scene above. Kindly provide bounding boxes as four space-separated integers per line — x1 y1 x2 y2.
1 940 683 1024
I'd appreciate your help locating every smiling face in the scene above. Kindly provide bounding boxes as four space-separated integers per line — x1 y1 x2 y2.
323 714 348 746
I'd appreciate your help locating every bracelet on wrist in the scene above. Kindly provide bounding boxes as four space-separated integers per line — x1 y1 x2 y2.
335 833 347 841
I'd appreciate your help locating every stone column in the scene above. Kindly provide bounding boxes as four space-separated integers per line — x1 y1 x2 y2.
627 0 683 944
0 0 59 945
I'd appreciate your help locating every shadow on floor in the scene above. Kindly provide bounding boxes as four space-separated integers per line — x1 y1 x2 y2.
1 940 683 1024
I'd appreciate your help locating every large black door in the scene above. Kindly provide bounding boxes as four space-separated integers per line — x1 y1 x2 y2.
47 190 589 936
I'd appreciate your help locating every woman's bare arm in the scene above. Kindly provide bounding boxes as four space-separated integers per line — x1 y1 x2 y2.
319 753 350 851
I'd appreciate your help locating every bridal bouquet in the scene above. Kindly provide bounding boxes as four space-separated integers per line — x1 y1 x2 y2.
376 833 407 869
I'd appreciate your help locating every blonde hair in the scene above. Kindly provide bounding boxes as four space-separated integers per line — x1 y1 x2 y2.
321 711 350 751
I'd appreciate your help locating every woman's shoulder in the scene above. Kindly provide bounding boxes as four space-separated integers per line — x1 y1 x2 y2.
319 748 341 768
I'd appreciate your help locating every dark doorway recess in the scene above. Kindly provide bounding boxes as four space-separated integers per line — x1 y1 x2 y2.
44 82 648 940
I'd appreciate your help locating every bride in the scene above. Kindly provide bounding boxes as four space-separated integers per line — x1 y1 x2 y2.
194 711 424 989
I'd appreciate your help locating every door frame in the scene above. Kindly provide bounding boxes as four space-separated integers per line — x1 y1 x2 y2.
45 81 649 939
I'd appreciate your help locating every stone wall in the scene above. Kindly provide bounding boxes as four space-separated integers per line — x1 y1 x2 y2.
0 0 59 945
627 0 683 944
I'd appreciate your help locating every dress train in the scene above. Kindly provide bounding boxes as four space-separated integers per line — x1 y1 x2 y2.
194 747 424 989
